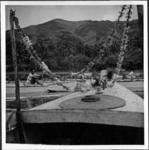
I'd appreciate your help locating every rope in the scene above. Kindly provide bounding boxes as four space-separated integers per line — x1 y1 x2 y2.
10 6 132 91
11 10 69 91
74 5 132 85
115 5 132 76
74 5 128 77
103 5 127 48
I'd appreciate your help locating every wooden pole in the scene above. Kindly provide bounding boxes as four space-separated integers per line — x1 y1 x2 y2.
137 5 143 49
9 9 26 143
137 5 143 32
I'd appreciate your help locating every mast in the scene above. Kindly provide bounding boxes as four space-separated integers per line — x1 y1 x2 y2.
137 5 143 48
137 5 143 33
9 9 26 143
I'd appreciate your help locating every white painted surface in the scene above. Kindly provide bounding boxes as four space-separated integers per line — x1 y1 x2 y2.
104 83 143 112
21 82 144 127
31 83 143 113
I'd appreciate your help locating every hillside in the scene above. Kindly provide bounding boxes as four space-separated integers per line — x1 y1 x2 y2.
6 19 143 72
12 19 116 45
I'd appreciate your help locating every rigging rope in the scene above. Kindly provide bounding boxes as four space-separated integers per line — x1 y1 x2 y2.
115 5 132 76
74 5 132 82
9 5 132 91
10 9 69 90
103 5 127 48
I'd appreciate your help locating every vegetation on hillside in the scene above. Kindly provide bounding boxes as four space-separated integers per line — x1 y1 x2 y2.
6 19 143 72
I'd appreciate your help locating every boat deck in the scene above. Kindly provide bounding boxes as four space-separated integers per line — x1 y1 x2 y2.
19 82 144 128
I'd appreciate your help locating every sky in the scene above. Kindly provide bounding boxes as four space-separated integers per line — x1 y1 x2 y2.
6 5 138 29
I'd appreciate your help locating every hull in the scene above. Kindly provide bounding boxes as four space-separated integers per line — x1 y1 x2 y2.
6 81 144 144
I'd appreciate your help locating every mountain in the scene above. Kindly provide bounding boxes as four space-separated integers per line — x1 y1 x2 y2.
6 19 142 72
7 18 139 45
15 19 116 45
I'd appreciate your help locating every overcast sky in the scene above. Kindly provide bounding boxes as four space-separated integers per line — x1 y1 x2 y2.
6 5 138 29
